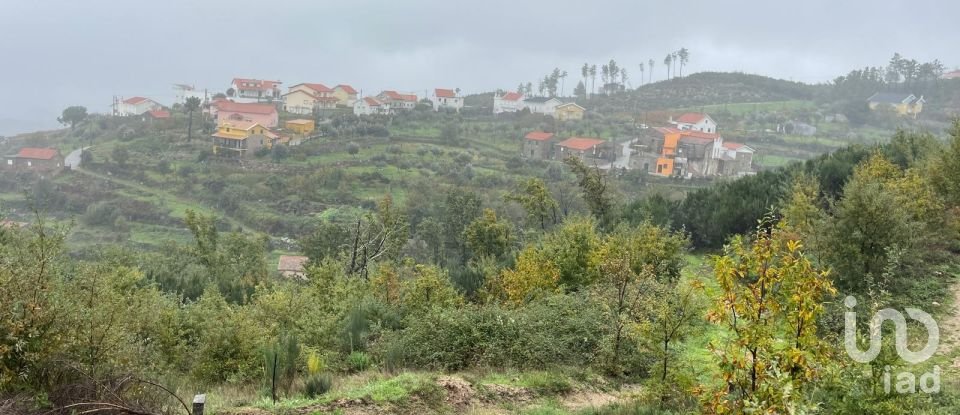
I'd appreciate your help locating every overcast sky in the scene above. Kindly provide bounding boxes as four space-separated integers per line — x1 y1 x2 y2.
1 0 956 136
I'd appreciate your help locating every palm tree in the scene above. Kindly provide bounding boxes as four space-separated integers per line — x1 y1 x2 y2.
664 54 673 80
589 65 597 96
581 63 590 98
638 63 645 87
677 48 690 77
673 52 680 78
648 59 655 83
560 70 568 97
184 96 201 142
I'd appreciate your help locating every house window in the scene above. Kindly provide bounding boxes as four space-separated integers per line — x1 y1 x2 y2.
5 159 11 165
27 161 32 167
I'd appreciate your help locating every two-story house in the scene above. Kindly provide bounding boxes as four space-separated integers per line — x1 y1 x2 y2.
230 78 282 103
333 84 359 107
211 120 277 158
493 91 524 114
522 131 555 159
211 101 279 128
377 91 418 111
173 84 207 104
430 88 463 112
354 97 387 116
282 83 339 114
115 96 162 116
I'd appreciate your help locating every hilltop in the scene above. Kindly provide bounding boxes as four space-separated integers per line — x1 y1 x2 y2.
584 71 823 114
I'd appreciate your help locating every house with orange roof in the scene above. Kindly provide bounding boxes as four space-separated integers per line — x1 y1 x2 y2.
523 131 555 159
430 88 463 112
3 147 64 175
211 101 279 128
632 122 753 178
354 97 387 116
494 91 525 114
282 83 339 114
333 85 359 107
230 78 282 103
555 137 616 162
114 96 162 116
377 90 418 111
210 120 277 158
670 112 717 133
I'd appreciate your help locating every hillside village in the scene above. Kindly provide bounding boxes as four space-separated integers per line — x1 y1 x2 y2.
5 1 960 411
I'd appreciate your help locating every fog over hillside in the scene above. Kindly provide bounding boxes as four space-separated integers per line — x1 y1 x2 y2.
1 0 957 135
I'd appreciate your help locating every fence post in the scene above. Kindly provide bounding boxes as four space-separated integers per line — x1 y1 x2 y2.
192 394 205 415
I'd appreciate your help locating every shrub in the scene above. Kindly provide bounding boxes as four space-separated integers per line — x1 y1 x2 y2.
347 351 371 372
377 293 605 371
304 373 333 398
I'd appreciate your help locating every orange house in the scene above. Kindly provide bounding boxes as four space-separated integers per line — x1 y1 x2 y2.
655 130 681 175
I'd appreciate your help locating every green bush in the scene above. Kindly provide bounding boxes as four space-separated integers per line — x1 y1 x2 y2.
304 373 333 398
347 351 371 372
377 293 605 371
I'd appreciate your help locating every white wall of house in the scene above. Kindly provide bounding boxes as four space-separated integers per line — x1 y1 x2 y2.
430 95 463 112
523 99 561 116
493 94 524 114
116 99 161 116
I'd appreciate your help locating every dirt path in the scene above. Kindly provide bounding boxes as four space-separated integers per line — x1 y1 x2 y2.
940 280 960 367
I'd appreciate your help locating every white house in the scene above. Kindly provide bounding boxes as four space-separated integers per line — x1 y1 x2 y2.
430 88 463 112
114 96 162 116
522 97 562 116
493 91 524 114
354 97 387 116
173 84 207 104
230 78 282 103
670 113 717 133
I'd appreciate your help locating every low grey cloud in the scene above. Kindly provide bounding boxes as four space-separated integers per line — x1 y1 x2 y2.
1 0 956 135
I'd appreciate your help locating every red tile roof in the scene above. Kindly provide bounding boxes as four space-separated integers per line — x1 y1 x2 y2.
381 90 417 102
335 84 357 94
524 131 555 141
295 83 333 93
278 255 309 272
435 88 456 98
147 109 171 119
655 126 719 140
675 113 708 124
363 97 382 106
124 96 149 105
723 142 752 151
233 78 282 91
557 137 605 151
214 101 277 115
15 148 59 160
501 92 523 101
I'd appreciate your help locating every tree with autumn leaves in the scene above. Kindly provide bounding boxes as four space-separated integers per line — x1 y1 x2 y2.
704 216 836 414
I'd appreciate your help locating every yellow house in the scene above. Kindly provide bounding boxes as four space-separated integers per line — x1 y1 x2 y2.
211 120 277 157
282 83 338 115
555 102 586 121
285 119 315 135
867 92 925 118
332 84 358 107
